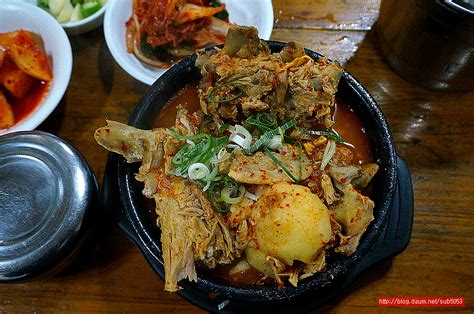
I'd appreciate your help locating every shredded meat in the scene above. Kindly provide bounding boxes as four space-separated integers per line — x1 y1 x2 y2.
95 121 238 291
331 180 375 255
155 175 235 290
195 26 343 128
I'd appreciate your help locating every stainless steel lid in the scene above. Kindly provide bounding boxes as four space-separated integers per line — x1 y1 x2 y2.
0 131 98 282
443 0 474 15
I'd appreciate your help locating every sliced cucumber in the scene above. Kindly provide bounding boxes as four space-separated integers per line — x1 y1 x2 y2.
49 0 67 16
80 1 102 18
70 4 83 22
57 0 74 23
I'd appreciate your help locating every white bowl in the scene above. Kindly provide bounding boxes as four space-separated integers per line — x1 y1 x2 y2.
0 1 73 135
20 0 108 35
104 0 274 85
60 2 108 36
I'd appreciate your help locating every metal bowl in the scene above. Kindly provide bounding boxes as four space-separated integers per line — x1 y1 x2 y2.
105 42 409 312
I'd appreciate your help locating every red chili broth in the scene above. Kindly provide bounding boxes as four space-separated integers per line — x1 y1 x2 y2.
154 84 200 128
332 96 373 165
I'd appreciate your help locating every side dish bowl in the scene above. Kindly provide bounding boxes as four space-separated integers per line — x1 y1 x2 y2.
57 2 108 35
107 42 400 310
21 0 108 35
0 1 72 135
103 0 274 85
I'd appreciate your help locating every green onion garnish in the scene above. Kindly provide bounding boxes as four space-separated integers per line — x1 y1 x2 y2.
244 119 297 155
296 127 344 142
207 183 229 213
206 176 245 212
199 117 212 133
219 123 231 134
263 146 298 182
172 145 192 167
171 135 228 176
245 112 278 133
221 185 245 204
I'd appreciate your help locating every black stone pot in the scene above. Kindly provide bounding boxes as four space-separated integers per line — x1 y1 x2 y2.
103 42 414 313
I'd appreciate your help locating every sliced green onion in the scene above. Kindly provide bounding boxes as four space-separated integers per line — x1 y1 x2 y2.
172 145 192 167
221 185 245 204
264 135 283 151
244 191 259 201
207 184 229 213
199 117 211 133
37 0 49 9
211 147 230 164
188 163 210 180
196 136 227 165
171 135 228 177
244 119 296 155
320 140 336 170
245 112 278 133
179 117 192 135
229 124 252 149
219 123 231 134
263 146 298 182
296 127 344 142
206 176 245 211
186 141 210 167
202 164 219 191
207 83 244 103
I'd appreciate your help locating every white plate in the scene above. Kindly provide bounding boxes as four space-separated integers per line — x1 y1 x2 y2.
0 1 72 135
104 0 274 85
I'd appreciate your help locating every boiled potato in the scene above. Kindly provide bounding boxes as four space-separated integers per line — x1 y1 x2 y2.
245 246 276 277
252 182 332 265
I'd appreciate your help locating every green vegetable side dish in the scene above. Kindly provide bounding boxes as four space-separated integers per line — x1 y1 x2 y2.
37 0 107 23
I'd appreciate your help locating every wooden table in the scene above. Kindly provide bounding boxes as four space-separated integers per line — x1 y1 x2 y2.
1 0 473 312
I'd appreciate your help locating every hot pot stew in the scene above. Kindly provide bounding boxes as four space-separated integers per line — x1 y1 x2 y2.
95 26 378 292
